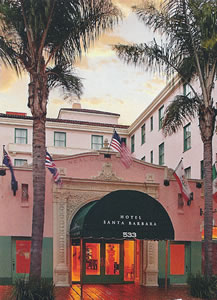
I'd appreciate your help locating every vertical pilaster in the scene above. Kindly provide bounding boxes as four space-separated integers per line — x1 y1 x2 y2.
142 241 159 286
53 197 70 286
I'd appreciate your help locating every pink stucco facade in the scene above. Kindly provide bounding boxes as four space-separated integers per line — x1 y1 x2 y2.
0 150 211 242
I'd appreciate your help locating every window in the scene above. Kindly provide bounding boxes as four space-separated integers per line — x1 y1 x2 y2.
200 160 204 179
121 137 127 145
54 132 66 147
131 135 135 153
14 159 27 167
141 156 146 161
184 167 191 179
184 123 191 151
159 143 164 166
91 135 103 150
158 106 164 130
150 116 153 131
150 150 153 164
15 129 27 144
141 124 146 144
21 184 29 203
183 83 192 98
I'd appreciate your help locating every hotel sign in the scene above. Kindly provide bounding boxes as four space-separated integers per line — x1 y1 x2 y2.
70 190 174 240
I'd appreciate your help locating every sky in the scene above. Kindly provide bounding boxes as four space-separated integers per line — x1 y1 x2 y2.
0 0 166 125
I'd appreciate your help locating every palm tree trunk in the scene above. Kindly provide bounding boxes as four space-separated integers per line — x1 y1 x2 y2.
199 105 215 278
203 139 213 277
29 116 46 280
28 73 48 280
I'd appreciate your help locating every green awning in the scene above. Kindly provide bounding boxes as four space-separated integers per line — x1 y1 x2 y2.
70 190 174 240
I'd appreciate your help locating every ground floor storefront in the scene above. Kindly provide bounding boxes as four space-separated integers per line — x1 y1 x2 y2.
0 237 202 287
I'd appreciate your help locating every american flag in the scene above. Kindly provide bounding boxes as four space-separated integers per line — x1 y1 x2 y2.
110 130 133 168
110 130 122 152
120 142 133 168
45 151 61 184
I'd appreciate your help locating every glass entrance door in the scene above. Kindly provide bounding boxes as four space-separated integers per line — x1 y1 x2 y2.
105 243 120 276
71 240 138 284
85 243 101 276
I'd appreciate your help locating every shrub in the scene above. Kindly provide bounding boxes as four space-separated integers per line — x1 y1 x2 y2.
11 278 55 300
188 273 217 299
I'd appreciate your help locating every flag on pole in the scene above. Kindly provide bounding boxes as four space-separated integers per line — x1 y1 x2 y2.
110 130 122 152
110 130 133 168
120 141 133 168
3 147 18 196
45 151 61 184
212 162 217 203
174 159 192 203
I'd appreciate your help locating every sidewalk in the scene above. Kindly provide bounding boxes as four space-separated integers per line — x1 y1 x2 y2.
0 284 206 300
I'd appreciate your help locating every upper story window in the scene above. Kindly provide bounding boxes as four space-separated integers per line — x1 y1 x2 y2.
141 124 146 145
121 137 127 146
14 159 27 167
91 135 103 150
131 135 135 153
158 106 164 130
54 132 66 147
150 116 153 131
184 167 191 179
159 142 164 166
184 123 191 151
15 128 27 144
183 83 192 98
150 150 153 164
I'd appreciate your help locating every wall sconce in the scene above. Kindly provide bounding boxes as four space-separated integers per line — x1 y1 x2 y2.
164 179 170 186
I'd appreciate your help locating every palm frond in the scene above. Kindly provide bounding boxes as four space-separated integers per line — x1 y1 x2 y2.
46 0 122 65
0 36 22 74
162 95 200 136
114 40 196 81
47 64 83 98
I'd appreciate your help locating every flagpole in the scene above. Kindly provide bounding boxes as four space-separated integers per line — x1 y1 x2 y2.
174 157 183 173
109 127 116 149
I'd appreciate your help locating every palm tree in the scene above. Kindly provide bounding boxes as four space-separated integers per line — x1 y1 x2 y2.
114 0 217 278
0 0 121 280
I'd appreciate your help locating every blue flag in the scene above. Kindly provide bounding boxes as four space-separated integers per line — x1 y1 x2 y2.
3 147 18 196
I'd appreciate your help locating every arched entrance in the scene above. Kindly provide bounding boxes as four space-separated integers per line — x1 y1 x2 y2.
70 190 174 284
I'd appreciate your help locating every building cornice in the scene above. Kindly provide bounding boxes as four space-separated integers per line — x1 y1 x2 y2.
0 114 129 134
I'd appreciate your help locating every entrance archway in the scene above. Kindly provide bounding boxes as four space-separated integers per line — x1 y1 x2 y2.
70 190 174 284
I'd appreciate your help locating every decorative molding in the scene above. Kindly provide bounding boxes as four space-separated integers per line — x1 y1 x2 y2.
146 174 154 182
92 162 123 181
53 178 160 287
66 191 107 224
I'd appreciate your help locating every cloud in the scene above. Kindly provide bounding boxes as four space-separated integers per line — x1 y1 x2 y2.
143 76 166 95
0 67 18 91
81 97 103 106
112 0 142 16
112 0 163 16
75 34 129 70
81 96 124 108
51 98 65 105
